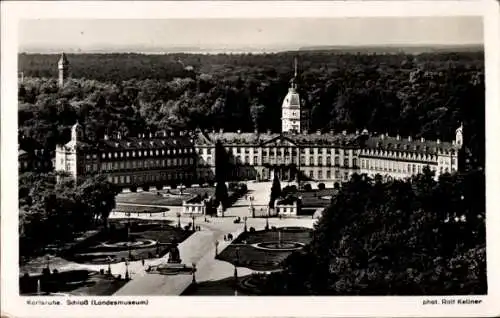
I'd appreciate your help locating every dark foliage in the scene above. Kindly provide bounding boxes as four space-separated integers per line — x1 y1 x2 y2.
261 168 486 295
18 51 484 168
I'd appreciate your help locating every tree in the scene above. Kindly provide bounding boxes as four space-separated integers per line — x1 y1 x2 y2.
215 181 228 210
261 169 486 295
269 171 282 208
75 174 119 229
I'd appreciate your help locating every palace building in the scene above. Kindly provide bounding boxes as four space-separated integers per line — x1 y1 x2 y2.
54 54 464 188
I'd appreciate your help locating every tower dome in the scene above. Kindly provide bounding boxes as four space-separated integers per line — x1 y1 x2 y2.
71 121 83 142
281 58 302 133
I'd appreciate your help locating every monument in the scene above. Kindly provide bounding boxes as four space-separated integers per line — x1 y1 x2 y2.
167 243 182 264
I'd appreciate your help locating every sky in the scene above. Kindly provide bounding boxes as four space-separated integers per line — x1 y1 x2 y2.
19 17 483 53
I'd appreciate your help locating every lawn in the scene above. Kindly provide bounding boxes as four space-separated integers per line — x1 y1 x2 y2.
64 219 193 265
293 188 338 208
216 227 313 271
116 187 216 206
113 205 168 214
20 270 128 296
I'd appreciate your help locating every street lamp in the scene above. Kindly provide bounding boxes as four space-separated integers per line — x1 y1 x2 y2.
215 241 219 257
176 212 181 228
107 256 112 275
235 247 240 266
45 255 51 272
125 260 130 280
192 215 196 231
192 263 197 284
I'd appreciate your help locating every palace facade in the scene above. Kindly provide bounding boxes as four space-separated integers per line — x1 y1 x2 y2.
54 54 464 188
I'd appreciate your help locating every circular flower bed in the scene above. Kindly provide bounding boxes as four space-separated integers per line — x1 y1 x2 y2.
101 239 157 250
252 241 305 251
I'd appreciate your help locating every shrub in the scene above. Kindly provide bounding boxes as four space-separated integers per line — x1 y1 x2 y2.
318 182 325 190
156 184 163 191
142 185 150 192
249 227 256 232
303 184 312 191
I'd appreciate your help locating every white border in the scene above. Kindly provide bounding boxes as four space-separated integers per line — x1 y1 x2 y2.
2 1 499 317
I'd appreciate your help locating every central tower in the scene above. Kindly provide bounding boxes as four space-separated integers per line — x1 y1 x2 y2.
281 58 302 133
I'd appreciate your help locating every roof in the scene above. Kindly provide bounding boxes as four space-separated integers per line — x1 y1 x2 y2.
361 135 460 156
193 131 362 147
97 136 193 151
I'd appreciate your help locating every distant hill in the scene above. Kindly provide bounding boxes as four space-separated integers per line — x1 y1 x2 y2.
297 44 484 54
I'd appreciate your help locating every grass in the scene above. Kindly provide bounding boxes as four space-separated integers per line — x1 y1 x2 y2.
20 270 128 296
116 187 215 206
216 227 313 271
113 205 168 214
64 219 193 265
296 189 338 208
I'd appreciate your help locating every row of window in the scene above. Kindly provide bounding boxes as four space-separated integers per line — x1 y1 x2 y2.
360 159 455 175
223 155 356 167
91 148 194 160
107 171 194 184
198 147 348 156
86 158 195 172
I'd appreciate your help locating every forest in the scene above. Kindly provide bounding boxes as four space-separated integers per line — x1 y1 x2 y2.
18 51 484 167
259 168 486 295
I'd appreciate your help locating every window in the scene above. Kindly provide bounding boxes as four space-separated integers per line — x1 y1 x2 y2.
318 171 323 179
309 157 314 165
318 156 323 166
245 156 249 163
344 158 349 167
253 156 258 164
327 156 331 166
326 170 331 179
353 158 358 168
309 171 313 178
335 157 339 166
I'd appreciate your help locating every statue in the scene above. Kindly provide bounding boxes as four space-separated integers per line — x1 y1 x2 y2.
167 243 182 264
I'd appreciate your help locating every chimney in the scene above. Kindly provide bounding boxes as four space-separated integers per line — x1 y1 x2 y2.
386 132 389 137
329 129 334 134
421 137 425 143
149 133 152 138
452 140 456 145
173 140 177 145
380 134 385 140
267 129 271 134
342 130 347 136
437 139 441 144
163 130 167 137
396 134 400 140
126 142 131 147
237 129 241 134
117 132 122 140
104 135 109 141
355 130 359 135
219 128 224 133
316 130 321 135
408 136 412 142
254 129 258 134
